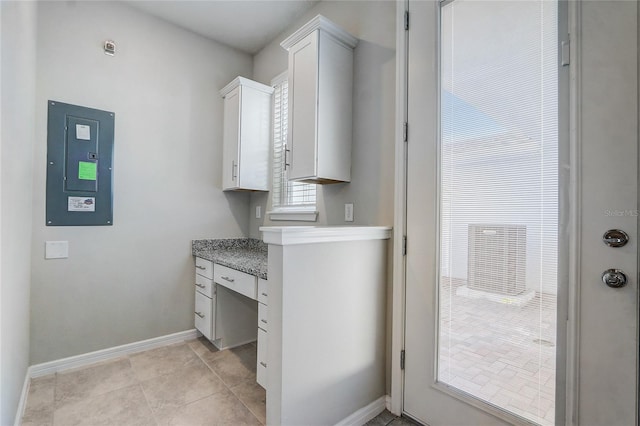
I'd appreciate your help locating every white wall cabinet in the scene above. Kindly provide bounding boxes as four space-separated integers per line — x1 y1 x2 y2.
281 15 358 184
220 77 273 191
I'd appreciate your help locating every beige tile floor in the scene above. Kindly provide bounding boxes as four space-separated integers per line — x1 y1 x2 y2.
20 337 265 426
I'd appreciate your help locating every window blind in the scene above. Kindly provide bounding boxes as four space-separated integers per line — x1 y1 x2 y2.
272 79 316 209
437 1 558 425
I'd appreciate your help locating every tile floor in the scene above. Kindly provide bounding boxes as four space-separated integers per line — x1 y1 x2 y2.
365 411 420 426
21 338 265 426
21 338 419 426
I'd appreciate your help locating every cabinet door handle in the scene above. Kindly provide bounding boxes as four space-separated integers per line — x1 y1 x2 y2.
260 362 267 368
284 148 291 170
261 292 268 297
194 311 205 319
195 283 206 289
221 276 235 283
260 319 268 324
196 265 206 270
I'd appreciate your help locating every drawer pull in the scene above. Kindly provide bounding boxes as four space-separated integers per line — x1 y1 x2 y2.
261 319 268 324
260 361 267 368
194 311 205 319
195 283 206 289
261 292 268 297
196 265 206 270
221 276 235 283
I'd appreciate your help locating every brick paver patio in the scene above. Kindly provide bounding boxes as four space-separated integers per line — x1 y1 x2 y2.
438 278 556 425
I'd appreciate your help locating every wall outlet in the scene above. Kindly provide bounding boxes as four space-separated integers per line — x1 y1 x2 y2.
345 203 354 222
256 205 261 219
45 241 69 259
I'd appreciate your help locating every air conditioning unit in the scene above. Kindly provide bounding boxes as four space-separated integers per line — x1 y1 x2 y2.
468 224 526 296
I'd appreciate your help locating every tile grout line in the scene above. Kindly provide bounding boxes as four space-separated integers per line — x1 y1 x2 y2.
131 352 161 426
227 381 266 426
187 340 264 425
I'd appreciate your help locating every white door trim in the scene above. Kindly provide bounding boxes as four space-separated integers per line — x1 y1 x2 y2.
565 1 581 424
390 0 408 416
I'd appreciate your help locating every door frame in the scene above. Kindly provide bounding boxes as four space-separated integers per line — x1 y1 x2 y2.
390 0 580 422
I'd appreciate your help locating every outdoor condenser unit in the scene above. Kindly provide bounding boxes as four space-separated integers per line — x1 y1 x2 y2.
467 224 526 296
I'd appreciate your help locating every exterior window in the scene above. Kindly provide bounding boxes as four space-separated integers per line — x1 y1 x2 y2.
269 73 317 221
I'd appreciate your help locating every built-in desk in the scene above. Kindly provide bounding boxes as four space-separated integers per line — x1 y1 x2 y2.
192 238 268 388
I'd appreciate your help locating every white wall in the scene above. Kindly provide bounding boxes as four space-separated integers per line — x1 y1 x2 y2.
30 1 253 364
1 1 37 423
248 0 396 236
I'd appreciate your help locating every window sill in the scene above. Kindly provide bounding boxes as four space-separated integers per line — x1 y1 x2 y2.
267 208 318 222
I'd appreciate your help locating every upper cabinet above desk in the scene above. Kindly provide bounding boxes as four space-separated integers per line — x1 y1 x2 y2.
220 77 273 191
281 16 358 184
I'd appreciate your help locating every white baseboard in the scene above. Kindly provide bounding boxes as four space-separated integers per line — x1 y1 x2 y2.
13 372 31 426
385 395 392 412
29 329 198 378
334 396 387 426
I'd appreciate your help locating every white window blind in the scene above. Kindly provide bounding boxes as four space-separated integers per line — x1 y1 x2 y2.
438 1 558 425
272 77 316 210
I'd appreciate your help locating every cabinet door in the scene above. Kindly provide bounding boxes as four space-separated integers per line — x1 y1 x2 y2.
222 86 240 190
194 291 214 340
288 31 318 181
257 327 268 388
238 88 271 190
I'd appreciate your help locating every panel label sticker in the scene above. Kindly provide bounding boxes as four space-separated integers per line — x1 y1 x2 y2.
68 197 95 212
76 124 91 140
78 161 97 181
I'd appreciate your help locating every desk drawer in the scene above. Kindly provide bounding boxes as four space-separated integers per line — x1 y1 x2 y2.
258 302 268 332
194 291 213 340
195 257 213 279
257 328 267 389
195 274 214 298
214 264 257 300
258 278 268 305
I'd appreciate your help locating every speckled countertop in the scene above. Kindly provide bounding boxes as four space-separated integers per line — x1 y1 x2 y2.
192 238 267 279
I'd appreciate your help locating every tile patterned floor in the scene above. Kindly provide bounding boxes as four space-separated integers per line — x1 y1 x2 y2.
366 410 421 426
438 279 556 425
21 338 265 426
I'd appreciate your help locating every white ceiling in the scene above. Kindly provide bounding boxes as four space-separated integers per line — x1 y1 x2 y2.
123 1 320 54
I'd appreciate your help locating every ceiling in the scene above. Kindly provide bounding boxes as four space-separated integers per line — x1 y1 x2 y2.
123 1 320 54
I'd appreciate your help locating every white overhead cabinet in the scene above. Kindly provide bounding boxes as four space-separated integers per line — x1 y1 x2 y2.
220 77 273 191
281 16 358 184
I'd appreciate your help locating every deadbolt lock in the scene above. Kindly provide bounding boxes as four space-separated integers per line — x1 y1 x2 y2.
603 229 629 247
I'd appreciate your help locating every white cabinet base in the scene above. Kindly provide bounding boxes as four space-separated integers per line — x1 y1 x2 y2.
261 226 391 426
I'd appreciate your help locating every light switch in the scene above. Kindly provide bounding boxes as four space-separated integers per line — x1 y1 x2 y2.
45 241 68 259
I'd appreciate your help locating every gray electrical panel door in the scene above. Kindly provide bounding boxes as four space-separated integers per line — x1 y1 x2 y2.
46 101 114 226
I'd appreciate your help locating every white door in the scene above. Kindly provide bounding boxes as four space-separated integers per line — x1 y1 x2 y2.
403 1 638 425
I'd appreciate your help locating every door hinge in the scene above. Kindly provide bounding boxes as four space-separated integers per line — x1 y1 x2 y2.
404 11 409 31
561 40 570 66
403 122 408 142
402 236 407 256
400 349 406 370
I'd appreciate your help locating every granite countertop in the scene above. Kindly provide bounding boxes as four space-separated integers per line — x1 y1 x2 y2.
192 238 267 280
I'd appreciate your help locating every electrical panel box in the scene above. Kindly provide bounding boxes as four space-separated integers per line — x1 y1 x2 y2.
46 100 114 226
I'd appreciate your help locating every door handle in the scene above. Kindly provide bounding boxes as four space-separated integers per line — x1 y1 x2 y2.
602 269 627 288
